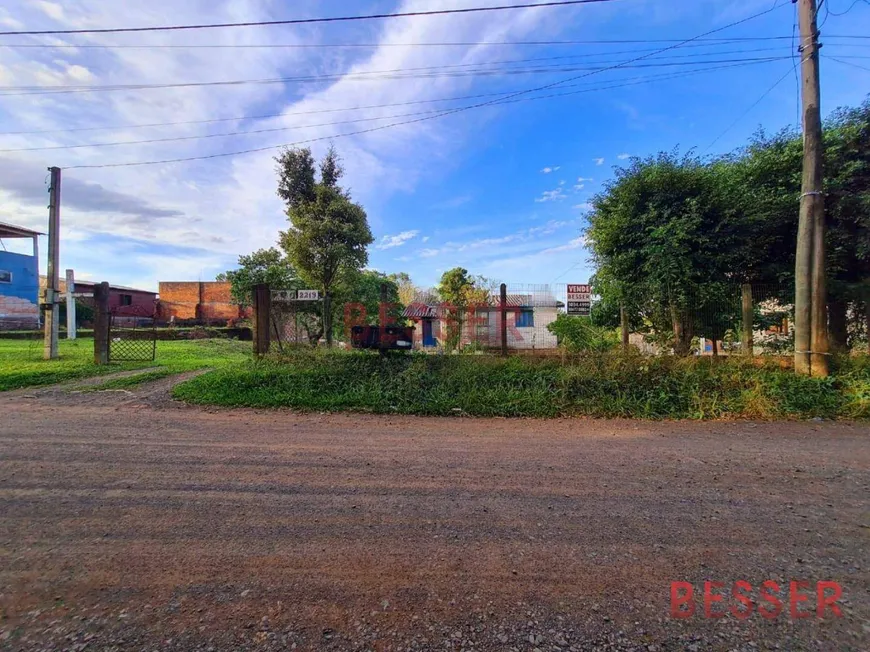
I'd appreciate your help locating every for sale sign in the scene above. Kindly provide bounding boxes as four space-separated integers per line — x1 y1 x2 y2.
567 284 591 316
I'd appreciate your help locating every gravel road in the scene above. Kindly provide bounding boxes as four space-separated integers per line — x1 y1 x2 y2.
0 380 868 651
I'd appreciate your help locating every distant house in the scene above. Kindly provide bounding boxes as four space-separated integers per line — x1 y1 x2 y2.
40 277 157 319
403 292 562 350
0 222 42 330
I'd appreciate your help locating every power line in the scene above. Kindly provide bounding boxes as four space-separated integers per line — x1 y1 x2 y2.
0 55 797 96
825 0 870 17
1 59 780 153
65 2 786 169
824 54 870 71
0 1 618 37
5 34 870 49
702 55 810 153
0 58 776 136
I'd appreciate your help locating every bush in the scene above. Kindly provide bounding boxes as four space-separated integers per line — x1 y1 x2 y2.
547 314 619 352
172 350 869 420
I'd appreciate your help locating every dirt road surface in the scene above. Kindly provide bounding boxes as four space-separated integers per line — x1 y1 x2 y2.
0 378 868 651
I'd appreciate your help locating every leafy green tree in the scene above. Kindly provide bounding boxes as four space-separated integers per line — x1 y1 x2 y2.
276 146 374 345
217 247 299 305
587 152 730 355
436 267 493 351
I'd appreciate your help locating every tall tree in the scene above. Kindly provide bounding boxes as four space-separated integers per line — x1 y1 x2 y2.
436 267 493 350
276 146 374 345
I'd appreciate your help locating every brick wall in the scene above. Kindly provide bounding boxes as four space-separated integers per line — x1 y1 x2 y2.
0 295 39 330
158 281 248 324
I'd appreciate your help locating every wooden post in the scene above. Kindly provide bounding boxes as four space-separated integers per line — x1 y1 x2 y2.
500 283 508 357
253 283 271 357
93 281 109 365
379 282 388 355
741 283 754 357
620 303 629 353
323 292 332 348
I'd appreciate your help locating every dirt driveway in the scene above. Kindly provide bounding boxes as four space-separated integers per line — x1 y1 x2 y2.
0 378 868 651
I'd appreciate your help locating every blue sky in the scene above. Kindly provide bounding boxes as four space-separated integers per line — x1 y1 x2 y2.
0 0 868 296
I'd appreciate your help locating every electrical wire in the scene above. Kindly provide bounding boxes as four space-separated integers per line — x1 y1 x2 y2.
0 55 796 96
824 54 870 71
0 1 619 37
1 59 780 153
702 55 810 154
64 2 787 169
825 0 869 17
0 55 780 135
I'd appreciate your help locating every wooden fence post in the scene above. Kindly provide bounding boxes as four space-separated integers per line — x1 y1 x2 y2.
620 303 629 353
500 283 508 357
253 284 271 357
741 283 754 356
93 281 109 365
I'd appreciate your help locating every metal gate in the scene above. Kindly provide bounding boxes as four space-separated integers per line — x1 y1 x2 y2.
109 305 157 362
269 289 323 351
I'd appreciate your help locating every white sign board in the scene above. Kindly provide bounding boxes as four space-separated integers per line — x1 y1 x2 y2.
567 284 591 316
271 289 296 302
297 289 320 300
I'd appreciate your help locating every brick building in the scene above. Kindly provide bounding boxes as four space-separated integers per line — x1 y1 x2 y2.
157 281 249 324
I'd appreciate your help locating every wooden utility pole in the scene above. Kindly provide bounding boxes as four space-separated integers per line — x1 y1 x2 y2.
794 0 828 376
43 166 61 360
253 283 271 357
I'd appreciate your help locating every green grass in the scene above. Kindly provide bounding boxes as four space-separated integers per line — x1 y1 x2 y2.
171 349 870 420
0 338 250 392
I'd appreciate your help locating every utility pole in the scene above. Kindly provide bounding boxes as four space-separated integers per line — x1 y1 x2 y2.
794 0 828 376
43 166 61 360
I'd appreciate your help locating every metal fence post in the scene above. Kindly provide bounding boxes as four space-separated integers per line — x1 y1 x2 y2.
500 283 508 357
93 282 109 365
253 283 271 357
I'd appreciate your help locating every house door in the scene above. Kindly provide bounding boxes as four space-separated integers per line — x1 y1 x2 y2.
422 319 436 347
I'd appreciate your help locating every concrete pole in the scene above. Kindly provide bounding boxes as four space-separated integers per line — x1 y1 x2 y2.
43 166 61 359
795 0 828 376
500 283 508 357
65 268 76 339
93 282 109 365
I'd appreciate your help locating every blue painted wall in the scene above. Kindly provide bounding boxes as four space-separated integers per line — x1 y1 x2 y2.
0 251 39 303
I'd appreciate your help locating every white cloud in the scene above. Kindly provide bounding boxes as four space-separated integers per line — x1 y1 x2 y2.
573 183 585 191
593 158 605 166
577 177 594 182
421 236 430 243
535 189 567 203
32 1 64 21
419 248 441 258
540 166 561 174
617 153 631 160
541 236 587 254
375 229 419 250
573 202 593 211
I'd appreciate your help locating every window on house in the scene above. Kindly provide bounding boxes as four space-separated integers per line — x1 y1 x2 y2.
120 294 133 306
0 270 11 283
515 309 534 328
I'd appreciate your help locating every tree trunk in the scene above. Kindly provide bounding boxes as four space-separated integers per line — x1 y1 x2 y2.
323 292 333 347
711 338 719 357
828 298 849 353
741 283 754 356
670 302 693 357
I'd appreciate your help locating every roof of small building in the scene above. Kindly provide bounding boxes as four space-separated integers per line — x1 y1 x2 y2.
402 292 561 318
0 221 43 238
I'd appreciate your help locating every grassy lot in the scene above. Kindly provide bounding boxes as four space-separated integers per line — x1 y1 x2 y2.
0 338 250 392
172 349 870 419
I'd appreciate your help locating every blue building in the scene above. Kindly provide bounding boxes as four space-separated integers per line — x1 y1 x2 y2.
0 221 41 330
